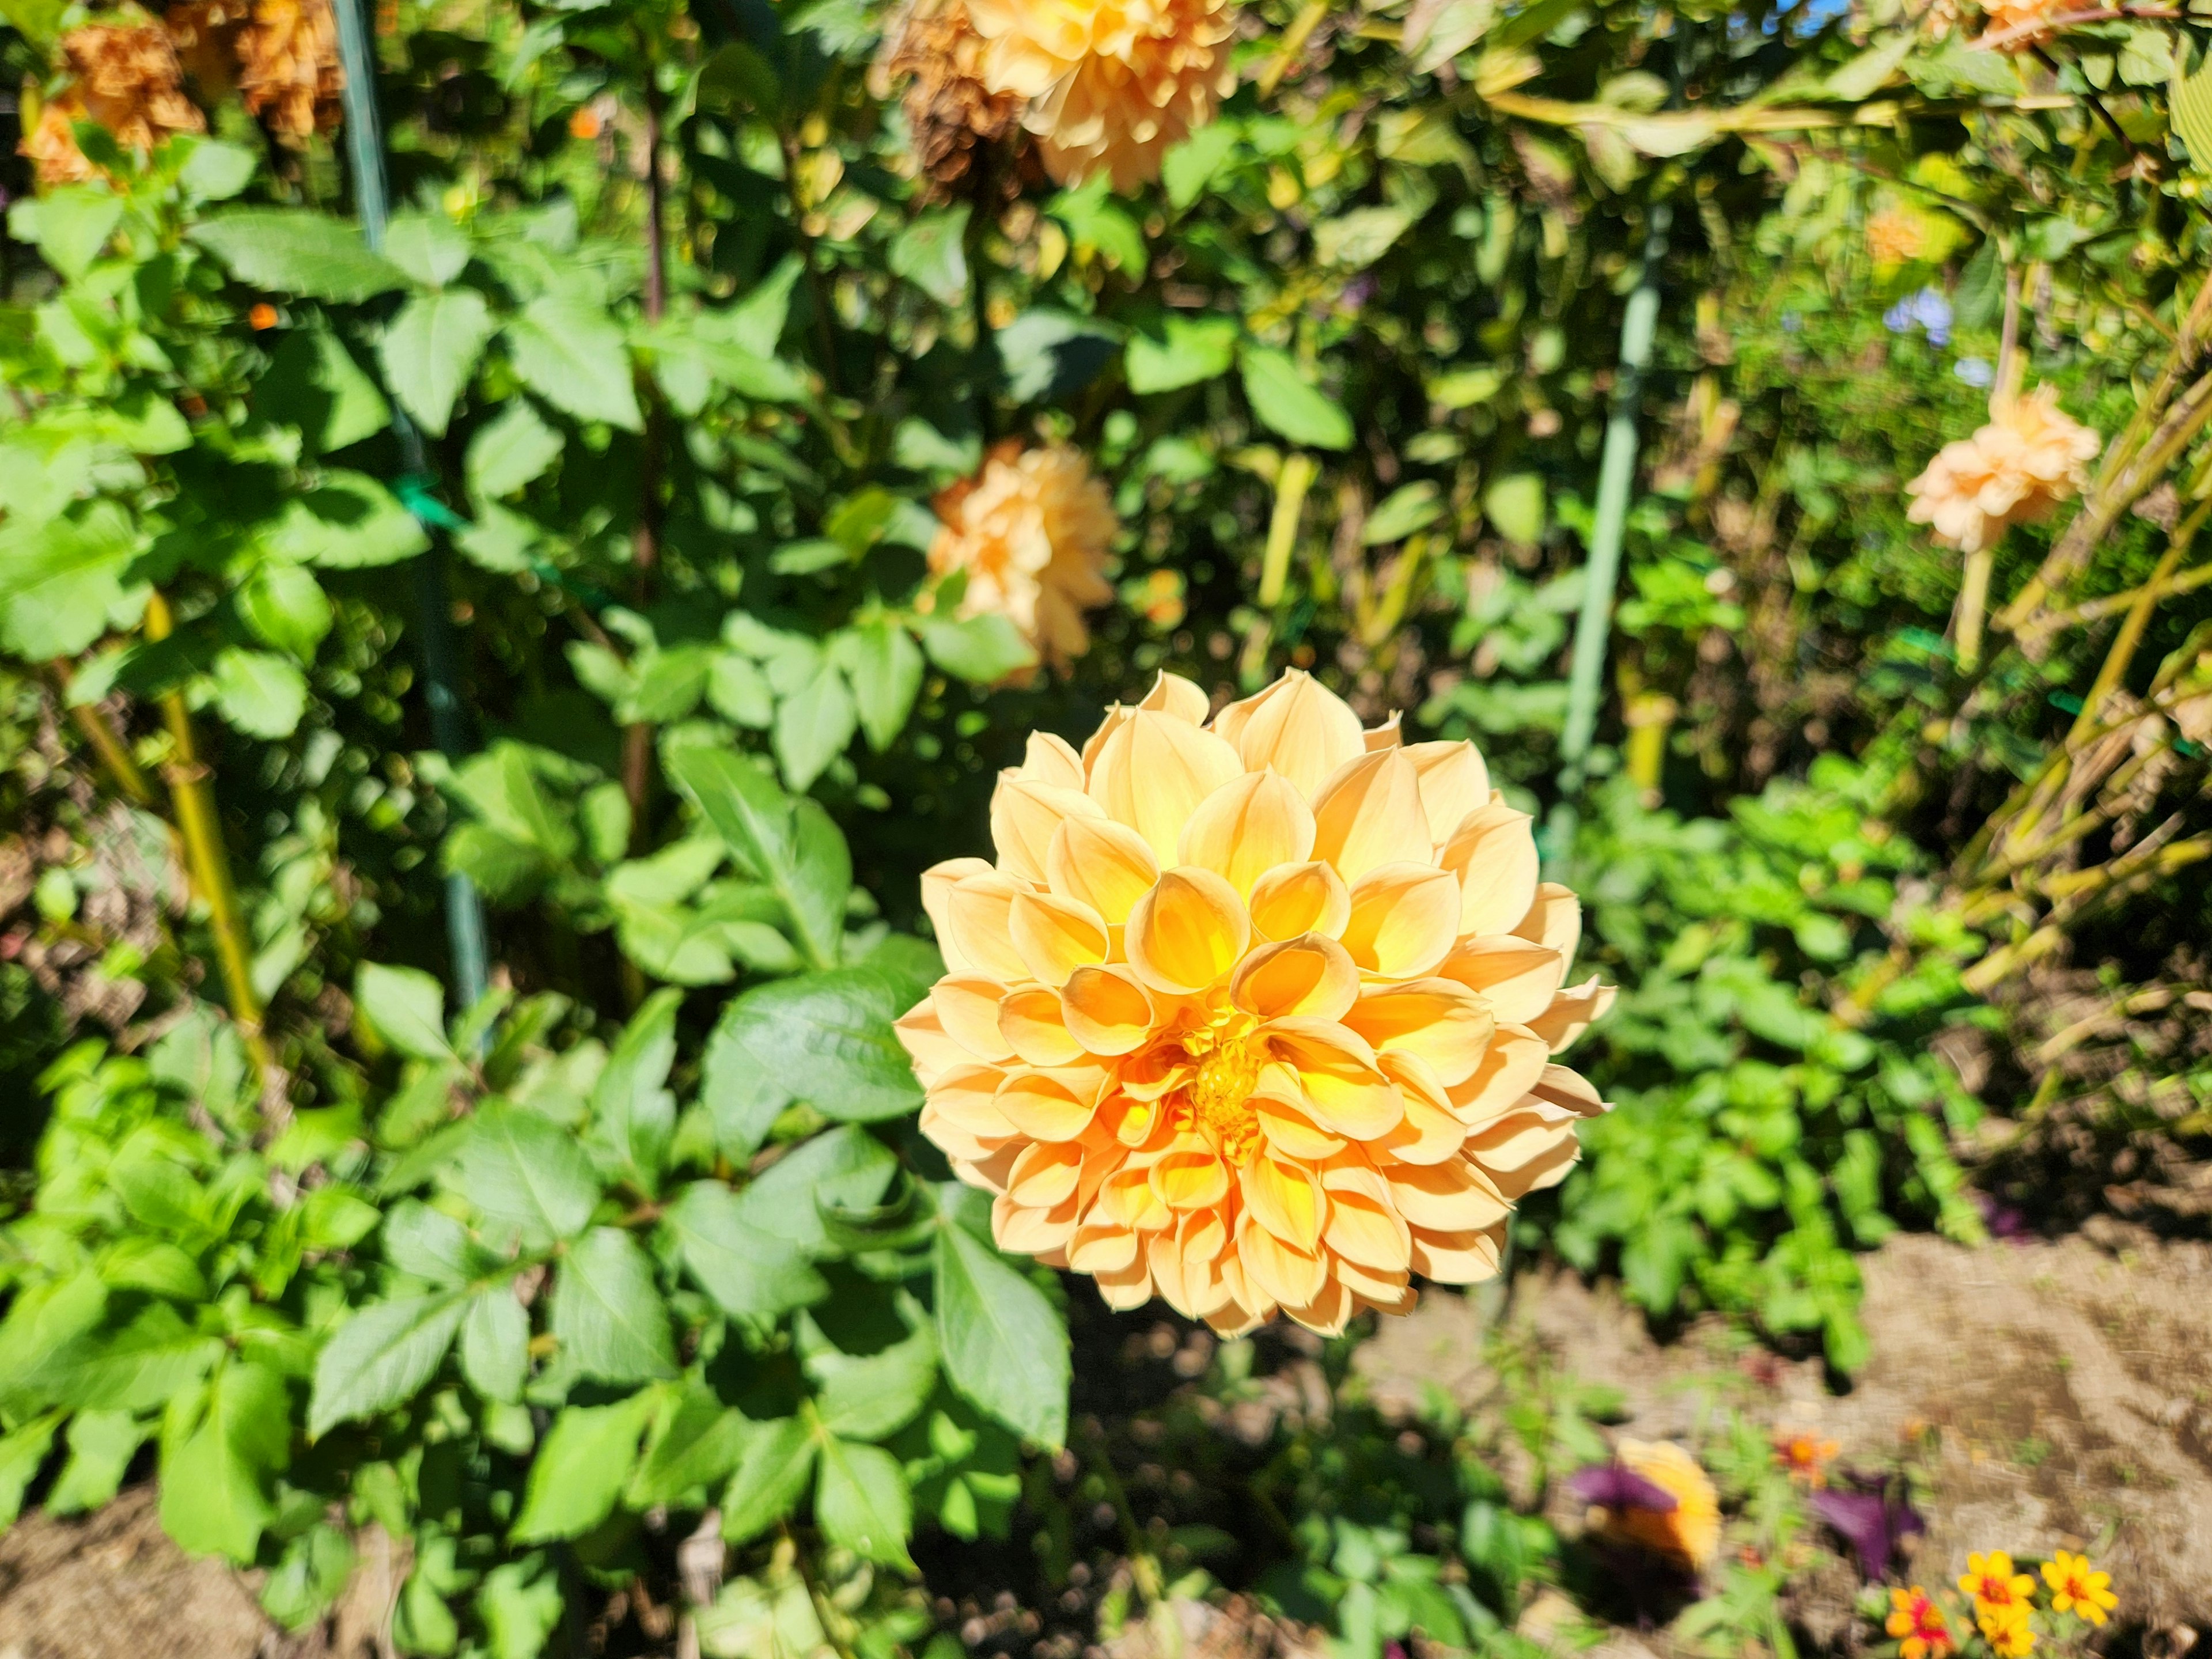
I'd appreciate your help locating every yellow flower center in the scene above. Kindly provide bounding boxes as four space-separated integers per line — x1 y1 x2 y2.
1184 1032 1263 1165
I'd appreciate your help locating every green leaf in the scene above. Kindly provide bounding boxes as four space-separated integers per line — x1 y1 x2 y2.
2175 48 2212 172
1482 474 1546 545
919 613 1037 684
809 1319 937 1441
934 1222 1069 1448
461 1287 530 1404
450 1105 601 1246
0 1415 59 1529
628 1386 752 1508
719 1417 816 1542
254 327 392 454
18 185 123 279
13 1301 221 1415
477 1557 566 1659
46 1408 144 1515
0 499 141 661
663 1181 827 1319
1313 206 1415 268
667 745 848 971
1239 347 1353 451
772 661 858 791
1162 123 1238 211
380 288 497 438
355 962 454 1061
510 1391 657 1543
592 988 681 1194
307 1292 467 1437
506 295 643 431
209 647 308 739
1363 481 1445 546
238 560 334 659
264 471 429 569
889 206 971 305
467 399 566 499
815 1437 913 1568
729 1126 898 1255
1822 29 1916 100
160 1361 290 1561
710 967 925 1126
832 620 924 752
384 210 472 287
191 211 408 302
1126 315 1238 395
176 137 258 203
551 1228 677 1382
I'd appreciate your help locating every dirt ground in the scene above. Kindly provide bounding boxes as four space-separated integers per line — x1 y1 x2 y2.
5 1226 2207 1659
1359 1222 2212 1642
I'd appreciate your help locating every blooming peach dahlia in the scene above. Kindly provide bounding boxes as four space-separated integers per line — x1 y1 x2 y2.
1905 387 2101 555
965 0 1238 190
927 441 1117 671
897 669 1614 1336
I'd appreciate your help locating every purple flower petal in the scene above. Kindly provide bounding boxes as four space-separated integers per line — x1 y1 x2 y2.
1812 1474 1923 1580
1569 1463 1680 1513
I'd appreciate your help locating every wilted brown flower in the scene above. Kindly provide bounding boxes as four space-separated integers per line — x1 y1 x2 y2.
1905 387 2103 554
238 0 344 140
163 0 248 94
1974 0 2062 46
877 0 1027 192
18 24 207 185
967 0 1238 189
927 441 1117 671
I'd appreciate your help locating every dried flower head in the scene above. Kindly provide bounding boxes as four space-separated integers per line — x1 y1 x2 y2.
1587 1440 1721 1573
162 0 248 94
238 0 344 140
965 0 1239 189
1887 1589 1957 1659
1905 387 2103 555
927 441 1117 671
877 0 1027 192
19 24 206 185
899 668 1613 1336
1866 207 1927 267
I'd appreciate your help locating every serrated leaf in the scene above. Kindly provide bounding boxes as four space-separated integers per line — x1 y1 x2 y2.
510 1392 656 1543
210 647 308 739
467 399 565 499
709 967 925 1126
919 613 1037 684
814 1438 912 1568
934 1222 1069 1448
306 1292 467 1437
380 288 496 438
191 211 408 302
462 1288 530 1403
161 1361 290 1561
772 661 858 791
384 210 472 287
719 1417 816 1542
1239 347 1353 451
551 1228 677 1383
506 295 642 431
1126 314 1238 395
663 1182 827 1319
2175 50 2212 171
355 962 453 1061
450 1105 601 1246
628 1386 752 1508
264 471 427 569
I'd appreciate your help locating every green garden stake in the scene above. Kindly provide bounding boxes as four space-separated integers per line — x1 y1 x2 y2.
334 0 491 1013
1544 199 1673 876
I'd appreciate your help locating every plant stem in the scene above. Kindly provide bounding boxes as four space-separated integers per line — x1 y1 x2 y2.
1955 545 1995 672
1258 453 1317 608
623 47 669 855
143 593 272 1077
51 666 156 805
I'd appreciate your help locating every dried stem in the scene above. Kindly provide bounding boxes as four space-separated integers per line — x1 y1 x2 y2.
51 665 156 806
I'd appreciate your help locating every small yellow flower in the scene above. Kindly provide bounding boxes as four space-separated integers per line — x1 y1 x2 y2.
1773 1426 1840 1486
1887 1588 1956 1659
1978 1605 2036 1658
1959 1551 2036 1615
2040 1551 2117 1626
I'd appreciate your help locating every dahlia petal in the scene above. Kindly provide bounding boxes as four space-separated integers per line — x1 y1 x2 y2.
1407 1222 1505 1285
1230 934 1361 1022
1248 859 1351 941
1210 668 1365 798
1127 866 1250 994
1532 1064 1609 1117
1177 1206 1228 1264
1150 1133 1230 1210
1177 769 1317 893
1437 936 1566 1027
1404 740 1490 846
1096 1256 1155 1309
1312 748 1432 882
1342 980 1496 1088
928 1063 1018 1135
894 999 968 1086
999 985 1085 1067
1463 1108 1578 1179
1341 862 1462 979
1528 975 1615 1055
996 1191 1080 1254
1009 888 1111 987
1018 730 1086 790
1242 1156 1327 1252
993 774 1105 885
1253 1088 1348 1161
997 1069 1101 1142
1060 963 1157 1055
922 856 997 970
1485 1127 1582 1200
1282 1275 1354 1336
1068 1216 1140 1274
1146 1228 1194 1316
1321 1181 1413 1271
1102 1158 1172 1231
1236 1215 1328 1308
1048 814 1160 925
1440 801 1540 939
1330 1255 1411 1309
1086 710 1243 863
1449 1023 1551 1125
1363 712 1403 750
932 974 1018 1062
1387 1156 1509 1232
1372 1066 1467 1165
1135 669 1211 724
920 1100 1014 1165
1264 1017 1405 1139
945 869 1032 984
1514 880 1583 965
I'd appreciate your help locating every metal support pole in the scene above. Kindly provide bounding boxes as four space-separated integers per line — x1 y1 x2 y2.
1543 199 1672 874
334 0 491 1010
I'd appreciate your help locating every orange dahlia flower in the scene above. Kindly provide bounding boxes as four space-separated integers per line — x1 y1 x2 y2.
927 440 1117 671
1593 1440 1721 1573
964 0 1239 190
1904 387 2101 555
899 669 1614 1336
1866 207 1926 267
